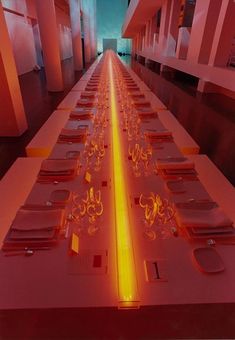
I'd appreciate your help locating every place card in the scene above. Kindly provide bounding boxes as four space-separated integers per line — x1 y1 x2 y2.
84 171 92 183
144 259 168 282
70 233 79 254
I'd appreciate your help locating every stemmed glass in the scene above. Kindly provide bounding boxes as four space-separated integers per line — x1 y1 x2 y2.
139 193 175 240
141 144 153 176
128 143 141 177
94 136 105 172
71 192 86 235
83 138 95 169
72 187 104 236
84 187 104 235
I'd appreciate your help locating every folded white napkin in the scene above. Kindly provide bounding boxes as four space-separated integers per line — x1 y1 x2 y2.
166 179 186 193
175 207 233 228
81 92 96 99
60 127 87 138
40 159 78 173
134 101 151 107
11 208 65 231
156 158 194 170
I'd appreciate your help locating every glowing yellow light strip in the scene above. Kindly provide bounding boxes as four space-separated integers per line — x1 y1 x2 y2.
108 53 139 309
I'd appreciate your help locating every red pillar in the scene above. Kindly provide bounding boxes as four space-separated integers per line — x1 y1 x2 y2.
0 3 28 136
69 0 83 70
35 0 64 91
187 0 222 64
81 0 91 63
209 0 235 67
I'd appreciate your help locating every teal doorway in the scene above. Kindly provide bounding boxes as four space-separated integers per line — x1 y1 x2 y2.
103 39 117 53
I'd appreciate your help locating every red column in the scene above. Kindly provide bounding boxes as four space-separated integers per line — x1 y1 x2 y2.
158 0 172 54
81 0 91 63
69 0 83 70
165 0 181 56
209 0 235 67
0 3 28 136
90 0 97 59
187 0 222 64
35 0 64 91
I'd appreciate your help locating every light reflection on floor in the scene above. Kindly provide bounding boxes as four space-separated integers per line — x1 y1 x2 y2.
122 56 235 186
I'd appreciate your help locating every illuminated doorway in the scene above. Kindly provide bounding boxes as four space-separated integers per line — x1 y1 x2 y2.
103 39 117 53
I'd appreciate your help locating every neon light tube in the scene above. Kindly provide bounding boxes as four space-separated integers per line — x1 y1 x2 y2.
108 54 139 309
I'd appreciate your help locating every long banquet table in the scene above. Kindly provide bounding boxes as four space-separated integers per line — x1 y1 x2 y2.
0 51 235 338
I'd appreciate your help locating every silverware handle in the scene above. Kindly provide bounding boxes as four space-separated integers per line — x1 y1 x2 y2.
5 252 27 257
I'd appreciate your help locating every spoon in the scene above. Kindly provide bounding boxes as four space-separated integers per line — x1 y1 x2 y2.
4 249 34 257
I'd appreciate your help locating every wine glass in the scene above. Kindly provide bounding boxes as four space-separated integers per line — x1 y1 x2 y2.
139 193 159 240
86 188 104 235
141 144 153 176
128 143 141 177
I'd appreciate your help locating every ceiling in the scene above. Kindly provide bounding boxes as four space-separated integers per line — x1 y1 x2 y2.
122 0 163 38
